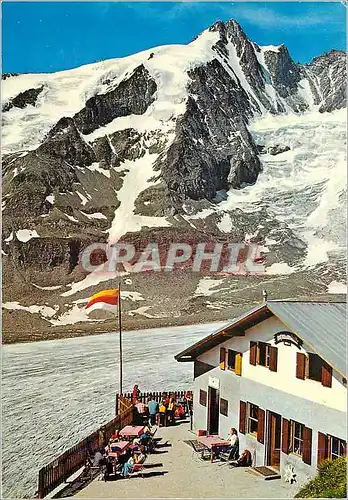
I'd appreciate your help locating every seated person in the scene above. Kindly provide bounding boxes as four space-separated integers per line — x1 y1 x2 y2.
174 404 185 419
109 430 119 443
121 446 147 477
143 424 157 436
104 457 114 479
116 448 132 470
230 449 252 467
225 428 239 459
133 424 155 446
92 448 105 467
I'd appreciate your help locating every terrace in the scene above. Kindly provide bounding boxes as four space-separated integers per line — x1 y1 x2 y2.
75 422 298 499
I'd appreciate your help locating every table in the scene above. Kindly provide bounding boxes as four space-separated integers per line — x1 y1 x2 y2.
197 435 230 462
119 425 145 439
106 440 130 458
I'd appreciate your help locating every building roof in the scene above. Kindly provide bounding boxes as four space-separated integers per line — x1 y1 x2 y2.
175 300 347 376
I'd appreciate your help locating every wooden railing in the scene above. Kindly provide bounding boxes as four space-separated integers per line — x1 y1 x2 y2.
115 390 192 414
37 396 133 499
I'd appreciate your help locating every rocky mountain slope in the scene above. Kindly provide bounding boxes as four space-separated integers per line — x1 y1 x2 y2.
2 19 346 342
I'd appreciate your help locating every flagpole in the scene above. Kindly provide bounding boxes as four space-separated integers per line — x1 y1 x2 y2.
118 281 123 395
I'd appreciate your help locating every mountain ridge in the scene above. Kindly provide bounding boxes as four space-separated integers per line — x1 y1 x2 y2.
2 19 346 341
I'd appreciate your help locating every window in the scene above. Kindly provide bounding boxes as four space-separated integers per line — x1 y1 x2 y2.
227 350 243 375
220 398 228 417
329 435 346 460
228 350 237 371
250 342 278 372
318 433 346 464
290 420 304 456
308 353 323 382
199 390 207 407
258 342 271 368
296 352 333 387
247 403 259 435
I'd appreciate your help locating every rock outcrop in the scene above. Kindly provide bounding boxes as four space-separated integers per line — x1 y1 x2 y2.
73 64 157 134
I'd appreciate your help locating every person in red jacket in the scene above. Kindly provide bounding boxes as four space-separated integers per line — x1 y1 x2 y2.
132 384 140 404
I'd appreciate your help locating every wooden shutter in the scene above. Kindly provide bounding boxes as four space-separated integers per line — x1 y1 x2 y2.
219 347 226 370
296 353 306 379
257 408 265 443
220 398 228 417
282 418 290 454
239 401 246 434
235 353 242 376
317 432 328 465
303 426 312 465
321 362 332 388
250 342 257 366
269 346 278 372
199 390 207 407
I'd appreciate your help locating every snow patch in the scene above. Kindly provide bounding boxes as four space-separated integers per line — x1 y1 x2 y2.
16 229 40 242
80 211 107 220
121 291 145 302
2 301 59 319
261 45 281 53
86 163 111 178
266 263 296 275
128 306 168 318
194 278 225 297
217 213 233 233
48 304 102 326
4 232 13 243
64 213 79 223
327 280 347 294
32 283 62 291
45 194 55 205
108 153 171 243
76 191 90 206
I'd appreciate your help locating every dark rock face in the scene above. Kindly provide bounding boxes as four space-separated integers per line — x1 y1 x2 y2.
3 151 80 217
73 64 157 134
262 46 309 113
257 144 291 156
2 73 19 80
263 46 302 97
210 20 273 113
91 136 113 167
7 234 105 274
158 56 262 208
307 50 346 113
109 128 145 165
3 85 44 112
37 117 96 167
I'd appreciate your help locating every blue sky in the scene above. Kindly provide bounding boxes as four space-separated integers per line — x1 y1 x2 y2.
2 2 346 73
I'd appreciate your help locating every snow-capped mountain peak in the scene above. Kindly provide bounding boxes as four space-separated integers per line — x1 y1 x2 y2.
2 18 346 334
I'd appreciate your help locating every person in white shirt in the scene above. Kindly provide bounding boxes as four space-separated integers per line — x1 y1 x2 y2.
226 428 239 459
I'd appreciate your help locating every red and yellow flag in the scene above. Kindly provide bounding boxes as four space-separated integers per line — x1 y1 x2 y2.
85 288 119 311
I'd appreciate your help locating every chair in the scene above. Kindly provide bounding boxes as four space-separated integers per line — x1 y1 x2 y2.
219 446 238 463
85 460 107 481
127 457 147 478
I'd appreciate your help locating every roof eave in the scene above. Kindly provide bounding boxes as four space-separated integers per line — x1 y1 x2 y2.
175 303 271 361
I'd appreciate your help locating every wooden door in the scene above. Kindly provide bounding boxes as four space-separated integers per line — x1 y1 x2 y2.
207 387 220 435
266 411 281 468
